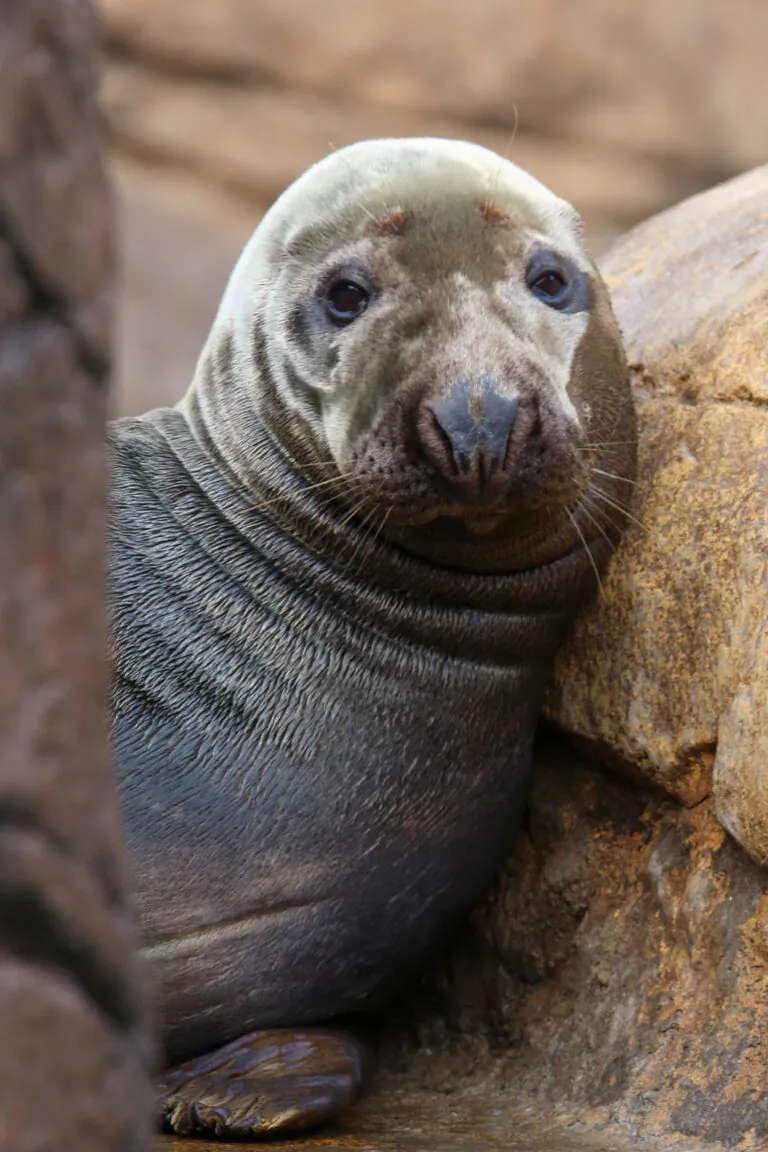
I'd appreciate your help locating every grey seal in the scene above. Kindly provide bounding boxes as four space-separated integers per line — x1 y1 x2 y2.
108 137 636 1138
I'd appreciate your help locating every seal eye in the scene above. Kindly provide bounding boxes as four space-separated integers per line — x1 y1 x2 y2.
529 269 569 307
325 280 369 325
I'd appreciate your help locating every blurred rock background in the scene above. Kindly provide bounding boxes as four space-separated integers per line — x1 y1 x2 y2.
97 0 768 416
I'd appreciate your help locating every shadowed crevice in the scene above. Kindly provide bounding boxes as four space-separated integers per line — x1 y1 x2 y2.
0 204 109 384
0 808 141 1034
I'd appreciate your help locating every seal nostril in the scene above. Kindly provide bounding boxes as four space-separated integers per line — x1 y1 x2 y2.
427 382 520 486
428 407 462 475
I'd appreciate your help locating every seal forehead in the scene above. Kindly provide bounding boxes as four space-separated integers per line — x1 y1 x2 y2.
261 138 586 267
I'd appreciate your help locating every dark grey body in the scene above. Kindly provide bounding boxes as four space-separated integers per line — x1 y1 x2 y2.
109 408 597 1065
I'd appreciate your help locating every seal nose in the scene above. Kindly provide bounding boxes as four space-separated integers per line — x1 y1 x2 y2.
428 378 520 485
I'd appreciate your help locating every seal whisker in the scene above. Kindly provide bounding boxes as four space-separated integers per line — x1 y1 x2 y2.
340 505 384 573
355 507 393 577
349 499 395 575
243 474 366 514
581 492 626 538
488 107 520 203
335 497 372 534
575 498 616 554
588 485 648 533
567 507 603 595
591 467 637 487
331 470 393 572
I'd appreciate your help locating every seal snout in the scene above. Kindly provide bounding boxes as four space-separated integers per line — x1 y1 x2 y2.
424 378 520 494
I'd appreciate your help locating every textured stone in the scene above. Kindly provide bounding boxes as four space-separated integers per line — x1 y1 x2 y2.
0 1 150 1148
384 734 768 1149
546 167 768 866
0 0 114 362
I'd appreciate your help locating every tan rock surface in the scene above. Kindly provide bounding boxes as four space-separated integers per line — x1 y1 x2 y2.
100 0 768 176
546 168 768 863
386 735 768 1149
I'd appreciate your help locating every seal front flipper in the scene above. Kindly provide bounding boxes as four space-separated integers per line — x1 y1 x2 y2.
159 1027 367 1140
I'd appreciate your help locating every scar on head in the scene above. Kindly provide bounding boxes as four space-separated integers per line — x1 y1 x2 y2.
370 209 410 237
478 199 514 227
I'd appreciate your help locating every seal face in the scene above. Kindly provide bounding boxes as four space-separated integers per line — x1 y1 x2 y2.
108 138 636 1137
189 137 631 575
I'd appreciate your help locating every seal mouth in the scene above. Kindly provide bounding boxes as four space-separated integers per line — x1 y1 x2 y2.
384 500 512 533
374 468 593 534
456 511 509 536
339 379 593 543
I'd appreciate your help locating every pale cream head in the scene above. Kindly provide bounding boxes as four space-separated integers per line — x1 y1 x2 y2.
182 138 633 571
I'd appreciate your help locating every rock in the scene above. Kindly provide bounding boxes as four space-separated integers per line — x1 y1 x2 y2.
546 167 768 867
0 0 114 361
98 0 768 177
383 733 768 1149
0 2 150 1148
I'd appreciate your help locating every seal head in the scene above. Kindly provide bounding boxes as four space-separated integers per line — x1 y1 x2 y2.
184 137 633 573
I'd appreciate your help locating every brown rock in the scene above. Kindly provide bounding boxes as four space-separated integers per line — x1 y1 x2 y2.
546 168 768 866
98 0 768 176
0 1 150 1148
0 0 114 359
383 734 768 1148
498 740 768 1147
